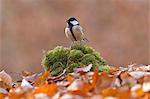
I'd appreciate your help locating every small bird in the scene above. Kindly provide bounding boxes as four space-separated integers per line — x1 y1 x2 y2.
65 17 88 44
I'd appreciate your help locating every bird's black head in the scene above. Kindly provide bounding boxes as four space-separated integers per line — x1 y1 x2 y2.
67 17 77 22
66 17 79 26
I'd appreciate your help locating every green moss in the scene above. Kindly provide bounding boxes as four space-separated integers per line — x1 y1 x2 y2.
66 63 80 75
81 54 97 67
68 49 84 62
98 65 111 72
42 45 110 76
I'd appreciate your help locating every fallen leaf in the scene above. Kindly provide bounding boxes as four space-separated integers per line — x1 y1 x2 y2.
128 71 150 79
142 82 150 92
74 64 92 73
34 84 57 96
22 73 42 83
21 71 33 77
0 88 8 94
69 89 88 96
91 67 99 89
67 79 82 91
136 88 145 97
0 93 7 99
94 72 115 93
102 88 118 97
0 70 13 89
21 79 33 88
65 75 74 83
34 93 49 99
59 94 74 99
34 71 49 85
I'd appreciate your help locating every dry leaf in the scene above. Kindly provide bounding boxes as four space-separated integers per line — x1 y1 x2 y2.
21 79 33 88
74 64 92 73
0 70 13 89
34 84 57 96
1 64 150 98
34 71 49 85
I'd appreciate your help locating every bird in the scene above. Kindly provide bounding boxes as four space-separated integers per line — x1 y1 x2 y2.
65 17 88 45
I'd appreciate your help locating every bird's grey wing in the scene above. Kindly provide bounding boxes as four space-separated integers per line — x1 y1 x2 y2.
72 25 85 41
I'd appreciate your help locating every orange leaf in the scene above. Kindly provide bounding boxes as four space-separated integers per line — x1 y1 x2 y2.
80 82 93 93
93 72 116 93
35 71 49 85
116 86 130 99
0 93 7 99
91 67 99 89
34 84 57 96
136 88 145 97
102 86 130 99
102 88 117 97
65 75 74 83
69 90 87 96
69 68 99 96
143 93 150 99
120 71 131 79
79 68 99 93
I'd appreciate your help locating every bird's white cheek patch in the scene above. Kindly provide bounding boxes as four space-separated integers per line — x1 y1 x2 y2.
70 20 79 25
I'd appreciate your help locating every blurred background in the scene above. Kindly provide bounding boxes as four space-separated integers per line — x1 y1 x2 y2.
1 0 149 78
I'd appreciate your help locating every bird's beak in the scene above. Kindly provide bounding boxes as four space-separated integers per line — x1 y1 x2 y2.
65 20 68 23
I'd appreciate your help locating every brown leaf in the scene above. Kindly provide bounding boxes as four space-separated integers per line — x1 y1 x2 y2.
0 70 13 89
21 71 33 77
65 75 74 83
74 64 92 73
22 73 42 84
101 88 118 97
119 70 137 86
94 72 115 93
91 67 99 89
69 89 88 96
0 93 7 99
116 86 131 98
47 69 66 83
34 71 49 85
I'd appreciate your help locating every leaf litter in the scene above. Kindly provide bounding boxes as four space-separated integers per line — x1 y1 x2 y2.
0 64 150 99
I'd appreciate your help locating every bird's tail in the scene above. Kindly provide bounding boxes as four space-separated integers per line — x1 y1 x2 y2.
83 38 89 43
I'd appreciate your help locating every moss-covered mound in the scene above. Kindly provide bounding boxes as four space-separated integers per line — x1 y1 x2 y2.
42 44 111 76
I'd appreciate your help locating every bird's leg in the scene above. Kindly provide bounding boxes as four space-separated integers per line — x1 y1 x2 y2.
70 42 74 48
70 41 81 48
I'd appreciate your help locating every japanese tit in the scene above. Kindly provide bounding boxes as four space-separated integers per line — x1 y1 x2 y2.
65 17 88 43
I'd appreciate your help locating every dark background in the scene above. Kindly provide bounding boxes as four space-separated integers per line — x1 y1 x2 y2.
1 0 149 78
